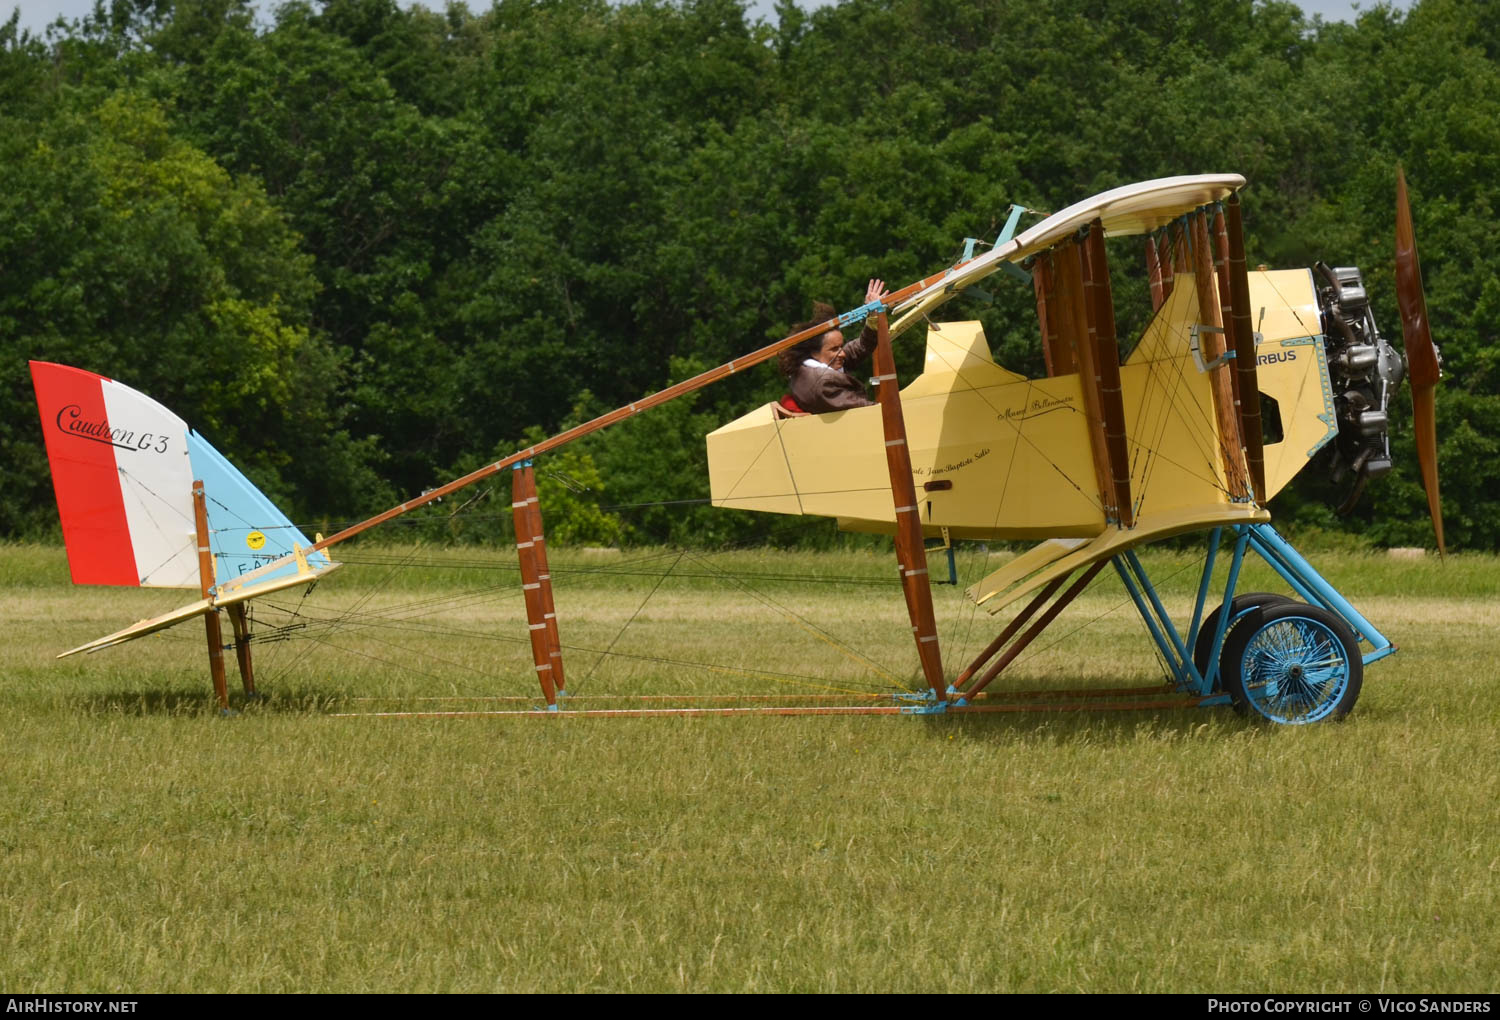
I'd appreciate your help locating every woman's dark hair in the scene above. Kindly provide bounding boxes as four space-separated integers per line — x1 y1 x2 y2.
776 301 839 380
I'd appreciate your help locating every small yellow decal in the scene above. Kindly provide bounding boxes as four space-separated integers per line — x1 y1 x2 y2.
246 531 266 551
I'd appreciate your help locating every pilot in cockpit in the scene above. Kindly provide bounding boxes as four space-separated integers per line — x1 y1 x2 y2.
776 279 890 415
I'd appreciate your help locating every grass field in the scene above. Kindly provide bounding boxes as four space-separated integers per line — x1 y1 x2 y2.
2 539 1496 992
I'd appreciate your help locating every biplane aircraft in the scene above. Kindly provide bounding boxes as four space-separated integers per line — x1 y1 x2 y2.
30 172 1444 724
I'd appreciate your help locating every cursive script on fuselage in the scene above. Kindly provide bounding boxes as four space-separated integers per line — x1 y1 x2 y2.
912 447 991 477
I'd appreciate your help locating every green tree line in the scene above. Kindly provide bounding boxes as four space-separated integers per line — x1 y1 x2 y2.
2 0 1495 548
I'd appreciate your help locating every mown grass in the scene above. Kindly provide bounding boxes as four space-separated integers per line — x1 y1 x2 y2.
1 539 1496 992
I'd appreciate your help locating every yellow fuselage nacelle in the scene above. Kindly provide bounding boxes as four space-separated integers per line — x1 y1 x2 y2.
707 270 1333 541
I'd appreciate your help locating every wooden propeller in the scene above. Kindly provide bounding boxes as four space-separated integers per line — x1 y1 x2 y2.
1395 167 1445 556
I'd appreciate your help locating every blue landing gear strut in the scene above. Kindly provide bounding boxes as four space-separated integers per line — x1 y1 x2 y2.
1111 523 1393 721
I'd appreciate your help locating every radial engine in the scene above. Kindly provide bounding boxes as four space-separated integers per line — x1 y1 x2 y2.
1313 262 1417 507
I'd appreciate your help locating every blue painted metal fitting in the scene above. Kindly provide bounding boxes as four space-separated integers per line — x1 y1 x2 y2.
837 300 887 327
996 204 1028 246
900 700 949 715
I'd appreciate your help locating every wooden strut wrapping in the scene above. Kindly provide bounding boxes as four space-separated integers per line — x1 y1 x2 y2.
1080 220 1134 529
871 309 945 698
512 465 558 706
1190 209 1250 499
1222 194 1266 501
192 481 229 711
518 463 566 695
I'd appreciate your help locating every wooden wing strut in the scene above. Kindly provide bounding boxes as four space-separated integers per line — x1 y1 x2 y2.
512 463 561 707
1033 252 1075 377
1146 235 1166 312
522 465 566 697
871 310 945 698
1222 194 1266 501
227 604 256 698
1080 221 1134 529
1190 210 1250 499
1212 207 1238 403
1051 239 1113 513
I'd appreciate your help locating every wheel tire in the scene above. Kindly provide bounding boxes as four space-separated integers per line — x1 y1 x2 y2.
1220 602 1363 724
1193 592 1295 687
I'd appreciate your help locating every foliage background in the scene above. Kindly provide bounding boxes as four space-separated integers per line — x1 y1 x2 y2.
2 0 1494 548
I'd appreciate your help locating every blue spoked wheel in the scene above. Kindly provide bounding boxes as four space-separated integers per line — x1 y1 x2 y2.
1192 592 1295 690
1221 603 1363 723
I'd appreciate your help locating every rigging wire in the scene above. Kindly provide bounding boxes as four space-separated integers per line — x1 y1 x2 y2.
943 537 994 676
573 547 686 695
680 548 910 690
248 496 909 700
329 552 899 588
114 468 197 583
255 592 894 701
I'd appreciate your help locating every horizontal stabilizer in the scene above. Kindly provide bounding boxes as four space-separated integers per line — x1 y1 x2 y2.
58 560 341 657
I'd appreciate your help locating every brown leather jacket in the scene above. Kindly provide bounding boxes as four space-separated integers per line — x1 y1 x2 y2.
786 325 877 413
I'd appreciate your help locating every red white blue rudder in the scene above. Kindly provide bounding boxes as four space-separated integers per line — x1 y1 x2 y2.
30 361 327 590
